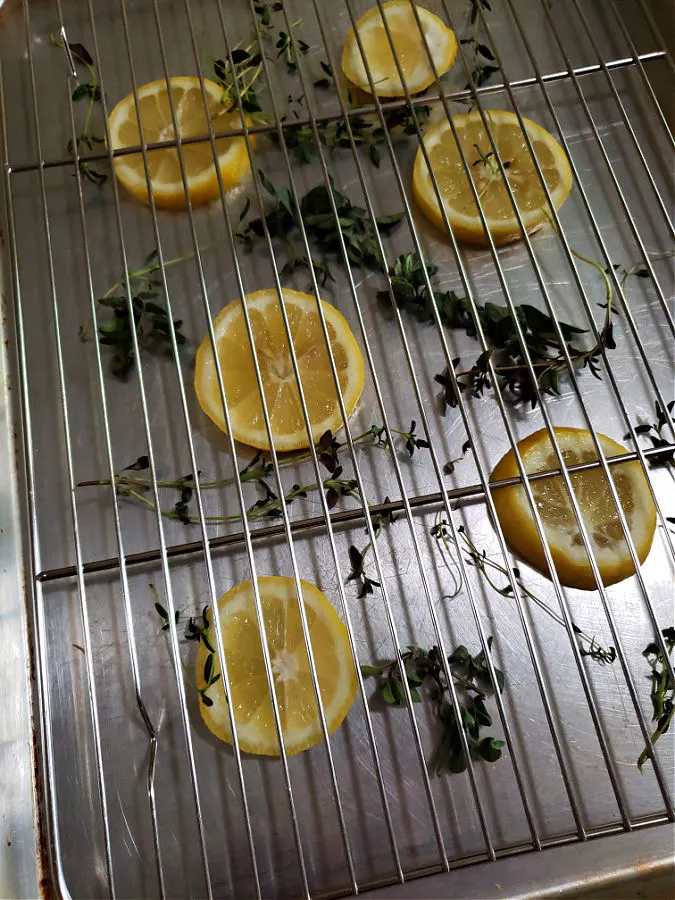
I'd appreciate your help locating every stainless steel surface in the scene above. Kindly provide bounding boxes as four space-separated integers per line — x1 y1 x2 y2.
0 213 41 897
0 0 673 897
360 822 675 898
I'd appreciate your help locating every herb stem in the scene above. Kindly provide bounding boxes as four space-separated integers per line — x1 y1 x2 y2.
432 520 615 663
543 207 613 318
459 527 609 656
102 247 211 299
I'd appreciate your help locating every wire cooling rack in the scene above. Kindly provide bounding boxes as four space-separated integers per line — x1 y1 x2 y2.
0 0 673 897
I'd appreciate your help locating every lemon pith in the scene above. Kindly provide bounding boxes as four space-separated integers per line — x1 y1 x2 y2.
197 577 358 756
194 288 365 451
490 427 656 590
341 1 457 97
412 109 573 245
107 76 252 209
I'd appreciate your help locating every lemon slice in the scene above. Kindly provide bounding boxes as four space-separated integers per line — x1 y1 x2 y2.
194 288 365 452
107 76 252 209
341 1 457 97
197 577 358 756
490 428 656 590
412 109 573 245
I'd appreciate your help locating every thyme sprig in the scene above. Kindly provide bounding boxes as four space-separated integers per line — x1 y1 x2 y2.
50 37 107 185
253 1 283 30
212 45 264 115
362 640 505 775
625 400 675 469
153 598 221 706
78 423 433 525
393 420 431 458
459 0 499 94
431 519 617 664
605 261 650 292
276 21 310 75
638 627 675 770
272 100 431 168
185 608 221 706
380 250 602 408
472 144 511 199
95 249 187 378
347 499 397 598
238 173 403 283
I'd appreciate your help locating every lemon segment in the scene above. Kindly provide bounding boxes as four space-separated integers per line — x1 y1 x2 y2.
412 109 573 244
194 289 365 451
107 76 252 209
197 577 358 756
341 1 457 97
490 428 656 590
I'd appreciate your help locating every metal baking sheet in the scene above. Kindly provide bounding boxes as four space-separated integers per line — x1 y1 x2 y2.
1 0 673 897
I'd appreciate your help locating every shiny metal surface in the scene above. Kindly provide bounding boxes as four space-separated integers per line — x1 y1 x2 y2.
0 212 41 898
0 0 673 897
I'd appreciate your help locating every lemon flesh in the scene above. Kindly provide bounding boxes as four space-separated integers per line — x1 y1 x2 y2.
194 289 365 451
108 76 251 208
197 577 357 756
413 110 573 244
490 428 656 590
341 1 457 97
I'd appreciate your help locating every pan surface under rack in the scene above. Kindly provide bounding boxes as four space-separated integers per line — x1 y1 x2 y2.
0 0 673 897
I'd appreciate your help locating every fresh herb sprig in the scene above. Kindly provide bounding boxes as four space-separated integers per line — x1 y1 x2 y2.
638 627 675 770
431 519 617 664
253 2 334 89
50 37 107 185
212 45 264 115
153 598 221 706
273 100 431 168
95 249 187 378
78 423 430 525
460 1 499 92
254 1 283 30
347 499 397 598
362 640 505 775
185 608 221 706
239 173 403 283
152 583 180 632
380 250 602 408
276 21 310 75
606 261 650 291
625 400 675 469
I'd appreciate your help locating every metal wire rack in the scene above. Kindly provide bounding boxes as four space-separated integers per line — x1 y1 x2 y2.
0 0 673 897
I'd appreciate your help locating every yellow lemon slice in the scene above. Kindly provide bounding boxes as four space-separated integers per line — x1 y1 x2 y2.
490 428 656 590
107 76 252 209
194 288 365 452
412 109 573 245
197 577 358 756
341 1 457 97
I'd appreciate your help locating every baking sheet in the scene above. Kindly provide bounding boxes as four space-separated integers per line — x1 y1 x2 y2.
1 0 673 896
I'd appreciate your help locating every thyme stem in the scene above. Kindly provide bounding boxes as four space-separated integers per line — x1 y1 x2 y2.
432 518 616 664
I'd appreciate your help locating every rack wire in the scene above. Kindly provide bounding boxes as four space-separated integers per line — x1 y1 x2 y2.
0 0 673 897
